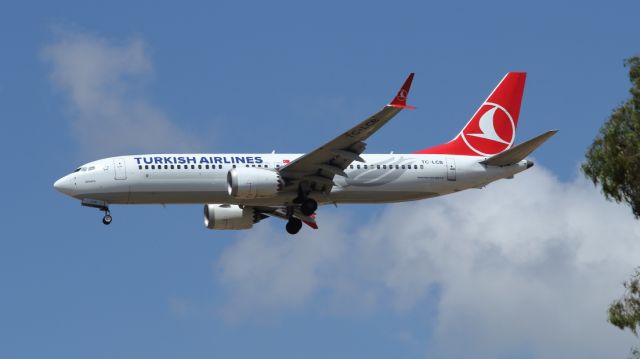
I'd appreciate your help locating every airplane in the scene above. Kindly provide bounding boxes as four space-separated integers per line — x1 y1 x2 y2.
53 72 557 234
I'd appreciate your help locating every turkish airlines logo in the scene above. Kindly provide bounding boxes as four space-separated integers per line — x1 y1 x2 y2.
461 102 515 156
397 89 408 101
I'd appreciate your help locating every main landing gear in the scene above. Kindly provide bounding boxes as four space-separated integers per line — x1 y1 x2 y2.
284 199 316 235
300 198 317 216
286 217 302 235
285 186 317 235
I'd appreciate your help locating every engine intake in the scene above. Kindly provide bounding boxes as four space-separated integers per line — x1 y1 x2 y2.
204 204 259 230
227 167 283 199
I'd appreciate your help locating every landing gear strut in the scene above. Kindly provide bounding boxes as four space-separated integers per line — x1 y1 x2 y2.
294 184 317 216
286 217 302 235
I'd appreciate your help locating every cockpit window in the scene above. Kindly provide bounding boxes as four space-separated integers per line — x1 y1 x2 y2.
74 168 81 173
81 167 87 172
88 166 95 171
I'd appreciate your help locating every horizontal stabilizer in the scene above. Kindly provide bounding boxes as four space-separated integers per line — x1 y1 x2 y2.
480 130 558 166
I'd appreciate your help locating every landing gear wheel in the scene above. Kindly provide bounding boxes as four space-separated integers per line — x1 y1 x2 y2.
102 214 112 225
300 198 318 216
286 218 303 235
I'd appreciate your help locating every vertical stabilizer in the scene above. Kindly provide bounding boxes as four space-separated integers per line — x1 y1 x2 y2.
415 72 526 156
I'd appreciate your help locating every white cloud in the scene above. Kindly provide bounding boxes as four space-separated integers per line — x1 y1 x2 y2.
216 215 350 320
216 167 640 358
42 30 201 157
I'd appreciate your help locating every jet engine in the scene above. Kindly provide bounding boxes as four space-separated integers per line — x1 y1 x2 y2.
204 204 260 230
227 167 284 199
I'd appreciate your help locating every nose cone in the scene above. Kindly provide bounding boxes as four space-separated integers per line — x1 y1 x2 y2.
54 176 75 196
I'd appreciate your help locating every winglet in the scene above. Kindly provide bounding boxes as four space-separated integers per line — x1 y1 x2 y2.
389 73 416 109
302 214 318 230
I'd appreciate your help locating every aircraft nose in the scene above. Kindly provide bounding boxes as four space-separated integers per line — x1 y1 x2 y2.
54 176 75 196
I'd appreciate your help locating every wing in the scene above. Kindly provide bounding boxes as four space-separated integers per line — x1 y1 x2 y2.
254 206 319 229
278 73 416 195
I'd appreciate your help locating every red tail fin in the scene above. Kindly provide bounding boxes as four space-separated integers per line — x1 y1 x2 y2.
415 72 527 156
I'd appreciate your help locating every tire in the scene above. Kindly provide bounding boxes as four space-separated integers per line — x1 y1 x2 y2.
300 198 318 216
286 218 302 234
102 214 112 225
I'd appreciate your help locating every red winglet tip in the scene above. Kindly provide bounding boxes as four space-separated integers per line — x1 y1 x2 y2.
390 73 415 108
303 220 318 229
303 214 318 229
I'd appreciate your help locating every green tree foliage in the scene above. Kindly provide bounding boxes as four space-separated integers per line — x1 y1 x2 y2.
609 268 640 335
608 269 640 359
583 57 640 217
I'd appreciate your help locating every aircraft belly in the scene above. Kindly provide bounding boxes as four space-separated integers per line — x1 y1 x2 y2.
329 190 440 203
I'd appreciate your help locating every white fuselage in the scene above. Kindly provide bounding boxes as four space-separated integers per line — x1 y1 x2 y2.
54 153 530 206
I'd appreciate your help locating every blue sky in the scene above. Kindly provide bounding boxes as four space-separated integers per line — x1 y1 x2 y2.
2 1 640 358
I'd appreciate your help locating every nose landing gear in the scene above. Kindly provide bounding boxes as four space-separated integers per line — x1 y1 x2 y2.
81 199 113 226
101 209 112 225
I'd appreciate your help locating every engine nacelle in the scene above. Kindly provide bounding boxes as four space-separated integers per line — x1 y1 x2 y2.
204 204 257 230
227 167 283 199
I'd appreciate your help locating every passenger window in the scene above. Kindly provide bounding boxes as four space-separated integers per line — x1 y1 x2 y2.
219 165 223 169
177 165 181 169
145 165 149 170
233 165 237 168
191 165 195 169
171 165 174 169
383 165 387 169
198 165 202 169
276 165 280 168
395 165 399 169
414 165 418 169
151 165 155 169
350 165 354 169
356 165 360 169
377 165 380 169
138 165 142 170
265 165 269 168
252 165 256 167
401 165 405 169
420 165 424 169
164 165 168 169
206 165 209 169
